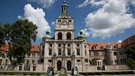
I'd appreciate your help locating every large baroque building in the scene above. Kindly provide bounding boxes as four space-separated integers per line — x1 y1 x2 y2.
0 0 135 73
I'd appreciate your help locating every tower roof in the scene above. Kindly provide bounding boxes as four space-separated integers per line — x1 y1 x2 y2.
58 0 71 18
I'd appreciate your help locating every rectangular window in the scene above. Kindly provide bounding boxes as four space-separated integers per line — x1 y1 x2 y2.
85 50 87 56
49 49 52 55
77 44 79 47
94 51 98 56
99 51 103 56
42 45 45 49
27 53 30 57
32 53 35 57
33 66 36 71
32 60 35 64
58 44 61 47
77 60 80 62
48 60 52 62
58 49 61 55
113 52 117 56
42 50 44 56
67 44 70 47
84 45 86 48
89 51 91 56
77 49 80 55
120 59 126 64
19 65 22 71
67 49 71 55
85 59 88 62
49 44 52 47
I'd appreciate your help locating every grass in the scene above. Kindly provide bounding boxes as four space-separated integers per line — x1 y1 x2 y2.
0 72 46 75
58 74 68 76
58 74 81 76
71 75 81 76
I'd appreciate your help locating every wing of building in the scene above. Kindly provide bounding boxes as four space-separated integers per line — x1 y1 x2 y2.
0 0 135 73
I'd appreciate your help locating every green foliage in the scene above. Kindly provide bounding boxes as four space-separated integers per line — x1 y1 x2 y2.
0 59 2 65
3 19 37 65
0 72 45 75
126 58 135 69
58 74 68 76
0 51 5 58
126 45 135 69
0 23 5 47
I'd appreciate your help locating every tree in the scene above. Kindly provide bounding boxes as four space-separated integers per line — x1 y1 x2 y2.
0 23 5 47
126 45 135 69
4 19 37 65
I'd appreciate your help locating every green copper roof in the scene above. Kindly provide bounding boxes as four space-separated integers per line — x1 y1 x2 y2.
78 30 86 38
58 0 71 18
43 31 52 38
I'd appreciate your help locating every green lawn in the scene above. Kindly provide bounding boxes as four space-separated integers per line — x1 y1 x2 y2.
0 72 46 75
58 74 68 76
58 74 81 76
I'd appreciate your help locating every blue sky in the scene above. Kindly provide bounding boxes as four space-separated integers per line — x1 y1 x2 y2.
0 0 135 44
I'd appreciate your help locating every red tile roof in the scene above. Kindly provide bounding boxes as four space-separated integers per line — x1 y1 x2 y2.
31 44 40 52
0 44 40 52
0 44 8 52
88 42 121 50
122 35 135 47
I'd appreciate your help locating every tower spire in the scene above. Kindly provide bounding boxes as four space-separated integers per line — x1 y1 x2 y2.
58 0 71 18
64 0 66 2
61 0 68 15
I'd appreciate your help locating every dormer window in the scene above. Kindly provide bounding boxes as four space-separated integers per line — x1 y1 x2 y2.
58 20 61 22
92 45 96 50
114 44 118 49
68 20 71 22
100 46 103 49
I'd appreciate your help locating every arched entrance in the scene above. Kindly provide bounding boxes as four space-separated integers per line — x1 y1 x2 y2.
57 61 62 70
67 61 71 71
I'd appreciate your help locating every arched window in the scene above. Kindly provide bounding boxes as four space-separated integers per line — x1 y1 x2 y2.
58 32 62 40
66 32 71 40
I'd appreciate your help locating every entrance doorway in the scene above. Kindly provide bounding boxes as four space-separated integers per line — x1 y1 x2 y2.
67 61 71 71
57 61 62 70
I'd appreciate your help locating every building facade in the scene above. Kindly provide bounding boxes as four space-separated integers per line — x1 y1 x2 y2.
0 0 134 73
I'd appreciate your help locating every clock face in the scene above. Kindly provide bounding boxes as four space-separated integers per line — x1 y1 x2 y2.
60 21 69 25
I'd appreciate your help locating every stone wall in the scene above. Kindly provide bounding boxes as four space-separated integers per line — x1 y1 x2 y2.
105 65 128 71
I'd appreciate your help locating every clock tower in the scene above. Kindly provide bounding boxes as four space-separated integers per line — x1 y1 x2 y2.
55 0 74 40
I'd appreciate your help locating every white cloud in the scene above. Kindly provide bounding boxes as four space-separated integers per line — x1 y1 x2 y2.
51 21 55 26
27 0 57 8
18 4 50 40
79 0 135 39
81 28 90 37
117 40 122 43
129 0 135 6
78 0 105 8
